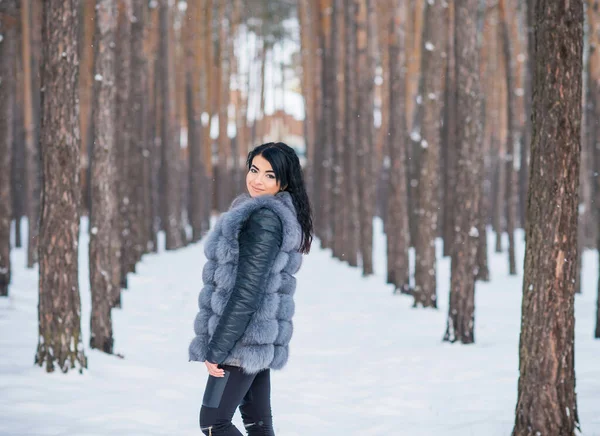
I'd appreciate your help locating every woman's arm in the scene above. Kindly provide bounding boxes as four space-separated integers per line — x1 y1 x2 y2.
205 207 283 365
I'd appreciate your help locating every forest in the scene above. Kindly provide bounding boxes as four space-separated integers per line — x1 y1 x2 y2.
0 0 598 434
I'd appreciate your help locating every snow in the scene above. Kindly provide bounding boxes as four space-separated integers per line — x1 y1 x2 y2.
1 218 599 435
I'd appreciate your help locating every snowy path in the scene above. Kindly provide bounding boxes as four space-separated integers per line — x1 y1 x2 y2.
1 219 599 436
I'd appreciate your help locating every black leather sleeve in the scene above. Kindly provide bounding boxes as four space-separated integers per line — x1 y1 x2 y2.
205 207 283 364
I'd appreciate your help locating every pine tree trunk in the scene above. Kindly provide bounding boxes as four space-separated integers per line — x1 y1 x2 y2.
186 0 206 243
89 0 118 354
356 0 375 275
35 0 87 373
79 0 95 215
441 2 456 258
129 0 148 264
0 0 17 297
412 0 447 307
499 0 517 275
22 0 41 268
203 0 214 222
159 0 184 250
444 0 483 344
217 0 231 213
343 0 359 267
115 0 131 292
520 1 534 233
387 0 410 293
512 0 583 432
12 36 24 251
332 0 346 260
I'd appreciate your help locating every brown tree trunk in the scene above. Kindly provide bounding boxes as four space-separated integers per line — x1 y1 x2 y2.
79 0 95 215
22 0 41 268
203 0 214 222
499 0 517 275
332 0 346 260
114 0 131 292
129 0 148 265
520 0 534 233
89 0 118 354
185 0 207 243
512 0 583 432
343 0 359 267
444 0 483 344
216 0 231 213
159 0 184 250
35 0 87 373
412 0 447 308
441 1 456 258
0 0 17 297
356 0 375 275
386 0 410 293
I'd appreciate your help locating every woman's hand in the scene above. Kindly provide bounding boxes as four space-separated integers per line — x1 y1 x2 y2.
204 361 225 377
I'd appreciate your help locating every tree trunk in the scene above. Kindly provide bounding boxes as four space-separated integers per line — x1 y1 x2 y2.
159 0 184 250
115 0 131 292
499 0 517 275
22 0 41 268
332 0 346 260
185 0 206 243
412 0 447 308
0 0 17 297
512 0 583 432
203 0 214 222
387 0 410 293
216 0 231 213
441 1 456 258
35 0 87 373
79 0 95 215
129 0 148 265
89 0 118 354
444 0 483 344
356 0 375 276
343 0 359 267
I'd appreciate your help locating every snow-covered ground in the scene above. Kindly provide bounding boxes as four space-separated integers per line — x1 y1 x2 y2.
1 218 599 436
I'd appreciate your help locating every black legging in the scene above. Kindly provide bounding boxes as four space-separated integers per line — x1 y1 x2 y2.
200 365 275 436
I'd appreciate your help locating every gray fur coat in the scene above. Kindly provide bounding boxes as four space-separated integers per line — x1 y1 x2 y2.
188 192 303 374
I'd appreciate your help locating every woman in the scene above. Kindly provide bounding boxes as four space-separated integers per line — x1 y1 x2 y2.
189 142 313 436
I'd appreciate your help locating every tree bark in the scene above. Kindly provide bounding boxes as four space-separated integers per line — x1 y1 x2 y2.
89 0 118 354
499 0 517 275
35 0 87 373
343 0 359 267
159 0 184 250
332 0 346 260
22 0 41 268
79 0 95 215
114 0 131 292
512 0 583 432
185 0 207 243
216 0 231 213
386 0 410 293
444 0 483 344
129 0 148 265
412 0 447 307
0 0 17 297
356 0 375 276
441 1 456 258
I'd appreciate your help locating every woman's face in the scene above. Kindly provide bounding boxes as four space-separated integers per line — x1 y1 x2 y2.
246 154 281 197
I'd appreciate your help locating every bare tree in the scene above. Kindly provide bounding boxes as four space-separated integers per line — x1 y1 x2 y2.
89 0 118 354
512 0 583 432
412 0 448 307
0 0 18 297
444 0 483 344
35 0 87 373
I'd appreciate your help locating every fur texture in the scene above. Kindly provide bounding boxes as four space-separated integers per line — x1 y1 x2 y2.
189 192 303 374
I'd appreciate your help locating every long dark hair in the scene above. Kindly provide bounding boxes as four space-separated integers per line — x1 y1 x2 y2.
246 142 313 254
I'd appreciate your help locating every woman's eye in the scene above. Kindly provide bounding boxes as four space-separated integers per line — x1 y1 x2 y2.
250 168 257 173
267 174 275 179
